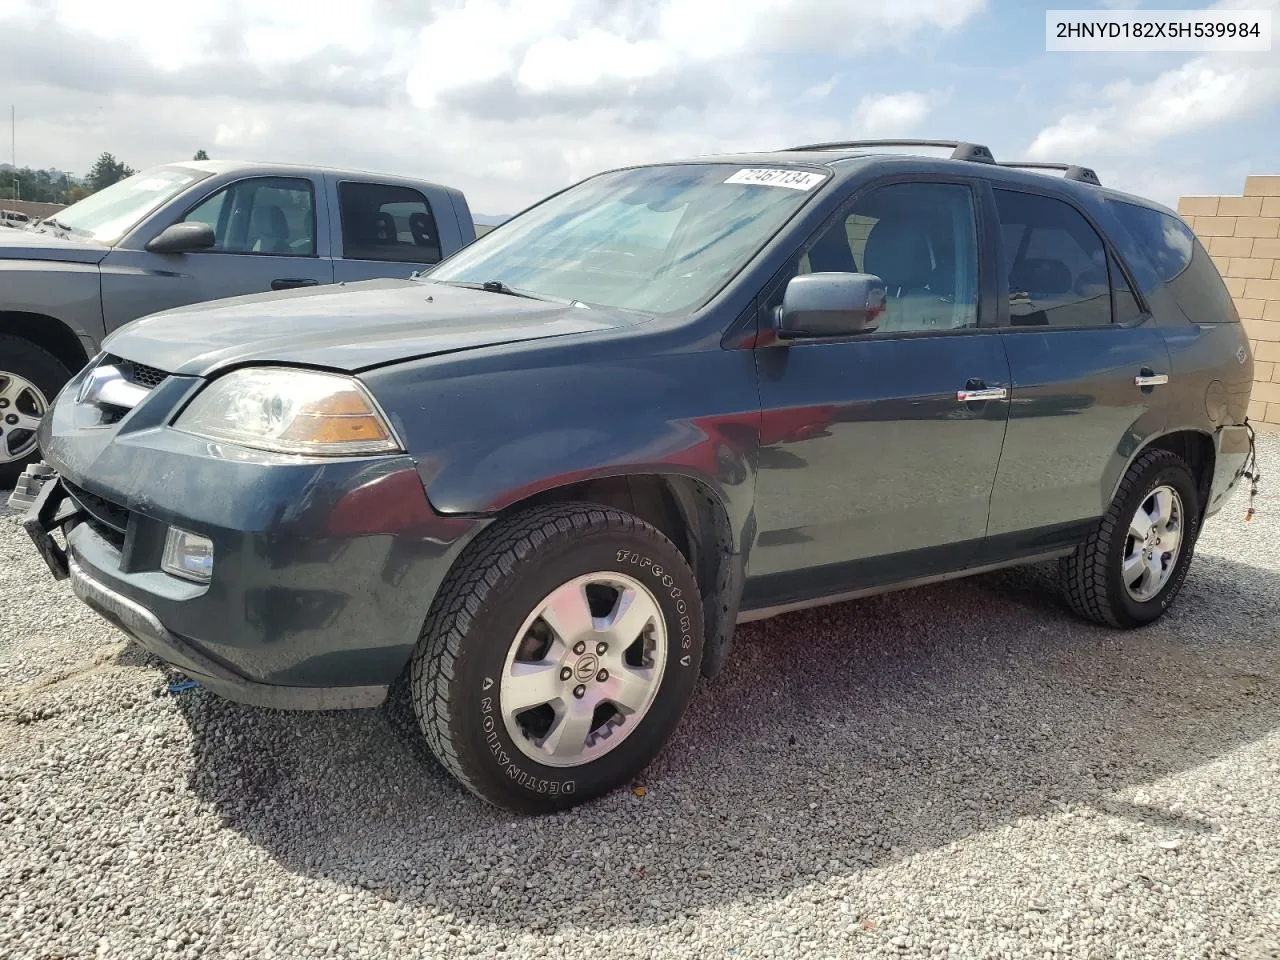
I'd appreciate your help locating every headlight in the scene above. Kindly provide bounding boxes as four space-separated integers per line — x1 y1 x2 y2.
173 368 400 456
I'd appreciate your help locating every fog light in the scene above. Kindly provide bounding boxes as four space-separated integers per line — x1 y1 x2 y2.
162 526 214 583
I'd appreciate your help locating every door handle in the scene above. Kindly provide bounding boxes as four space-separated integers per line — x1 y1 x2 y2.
956 386 1008 402
1134 373 1169 387
271 278 320 291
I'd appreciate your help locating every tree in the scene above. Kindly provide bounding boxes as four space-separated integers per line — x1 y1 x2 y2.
85 153 136 194
0 165 79 203
193 149 209 161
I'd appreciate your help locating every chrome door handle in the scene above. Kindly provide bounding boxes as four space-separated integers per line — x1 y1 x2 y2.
1134 373 1169 387
956 387 1008 402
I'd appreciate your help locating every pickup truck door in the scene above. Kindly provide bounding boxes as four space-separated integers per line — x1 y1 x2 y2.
99 174 335 334
327 176 455 283
979 187 1170 557
745 178 1011 612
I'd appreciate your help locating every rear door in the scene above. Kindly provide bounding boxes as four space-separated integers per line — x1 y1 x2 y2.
100 175 334 332
981 185 1170 555
330 178 450 283
746 178 1012 610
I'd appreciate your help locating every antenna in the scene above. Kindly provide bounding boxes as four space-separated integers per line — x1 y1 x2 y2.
10 105 17 202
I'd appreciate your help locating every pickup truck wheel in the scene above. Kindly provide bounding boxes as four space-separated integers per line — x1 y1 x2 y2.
411 503 704 812
1059 449 1201 628
0 336 69 488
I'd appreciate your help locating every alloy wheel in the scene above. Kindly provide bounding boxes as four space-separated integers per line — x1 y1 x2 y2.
500 572 667 768
0 372 48 465
1122 484 1184 603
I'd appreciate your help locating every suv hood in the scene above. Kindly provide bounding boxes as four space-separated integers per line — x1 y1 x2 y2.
0 225 109 263
104 278 648 376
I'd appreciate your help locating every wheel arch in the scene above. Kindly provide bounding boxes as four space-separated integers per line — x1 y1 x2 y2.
0 311 91 377
492 471 745 679
1121 428 1216 513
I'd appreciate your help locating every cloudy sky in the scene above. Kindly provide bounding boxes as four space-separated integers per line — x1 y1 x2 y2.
1 0 1277 216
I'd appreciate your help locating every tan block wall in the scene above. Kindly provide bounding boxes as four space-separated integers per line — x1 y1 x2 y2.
1178 174 1280 432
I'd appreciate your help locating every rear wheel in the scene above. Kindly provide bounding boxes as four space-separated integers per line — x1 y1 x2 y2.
411 503 704 812
0 336 70 489
1060 448 1201 628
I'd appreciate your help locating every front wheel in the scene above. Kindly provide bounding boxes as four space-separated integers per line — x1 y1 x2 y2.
411 503 704 812
0 336 72 488
1060 448 1202 628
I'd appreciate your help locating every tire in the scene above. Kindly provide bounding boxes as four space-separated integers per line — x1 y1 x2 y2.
1060 448 1202 628
410 502 704 812
0 336 72 489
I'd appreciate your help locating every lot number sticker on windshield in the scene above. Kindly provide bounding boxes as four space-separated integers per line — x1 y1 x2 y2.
723 168 826 191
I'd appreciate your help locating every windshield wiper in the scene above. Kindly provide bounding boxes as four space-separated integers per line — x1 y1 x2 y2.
480 279 543 300
437 279 589 308
36 217 74 234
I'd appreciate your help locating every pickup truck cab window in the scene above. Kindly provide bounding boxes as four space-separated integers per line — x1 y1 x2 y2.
338 181 443 265
182 177 316 256
427 163 829 315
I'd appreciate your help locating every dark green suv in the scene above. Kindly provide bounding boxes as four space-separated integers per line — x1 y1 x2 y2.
17 140 1257 811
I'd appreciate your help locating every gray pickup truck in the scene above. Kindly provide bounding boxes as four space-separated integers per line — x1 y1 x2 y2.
0 160 476 484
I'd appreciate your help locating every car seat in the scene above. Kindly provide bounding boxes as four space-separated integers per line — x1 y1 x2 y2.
249 205 292 254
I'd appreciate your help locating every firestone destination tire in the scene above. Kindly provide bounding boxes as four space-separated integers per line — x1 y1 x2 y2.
410 503 704 812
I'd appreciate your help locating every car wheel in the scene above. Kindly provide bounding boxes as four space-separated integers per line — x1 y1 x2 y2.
411 502 704 812
0 336 71 489
1060 448 1201 628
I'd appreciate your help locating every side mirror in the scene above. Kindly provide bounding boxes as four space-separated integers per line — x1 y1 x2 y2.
775 272 886 339
146 221 215 255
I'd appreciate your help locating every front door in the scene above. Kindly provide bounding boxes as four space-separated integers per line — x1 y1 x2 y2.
99 175 335 334
981 187 1171 555
746 179 1011 611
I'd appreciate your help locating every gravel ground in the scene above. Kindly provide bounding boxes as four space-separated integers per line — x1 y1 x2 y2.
2 437 1278 960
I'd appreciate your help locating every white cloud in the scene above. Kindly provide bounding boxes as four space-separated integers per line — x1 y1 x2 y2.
799 77 839 102
1027 56 1280 159
853 92 932 135
0 0 986 213
407 0 983 106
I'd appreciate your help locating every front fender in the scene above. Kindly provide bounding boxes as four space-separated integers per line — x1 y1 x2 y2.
361 345 762 555
0 259 106 345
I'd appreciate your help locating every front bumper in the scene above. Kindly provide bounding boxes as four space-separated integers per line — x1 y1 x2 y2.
23 368 488 707
67 552 385 709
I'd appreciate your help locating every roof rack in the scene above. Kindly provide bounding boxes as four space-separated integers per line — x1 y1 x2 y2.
783 139 996 165
998 161 1101 186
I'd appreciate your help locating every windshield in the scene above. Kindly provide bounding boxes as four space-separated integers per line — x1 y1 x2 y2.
49 166 209 243
427 163 828 314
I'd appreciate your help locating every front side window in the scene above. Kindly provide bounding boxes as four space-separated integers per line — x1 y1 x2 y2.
427 163 829 314
339 182 442 264
994 190 1112 327
49 166 208 244
784 182 980 332
181 177 315 256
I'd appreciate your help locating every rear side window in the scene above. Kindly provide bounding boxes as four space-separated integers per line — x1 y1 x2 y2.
993 190 1112 327
1111 201 1238 324
338 182 442 264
